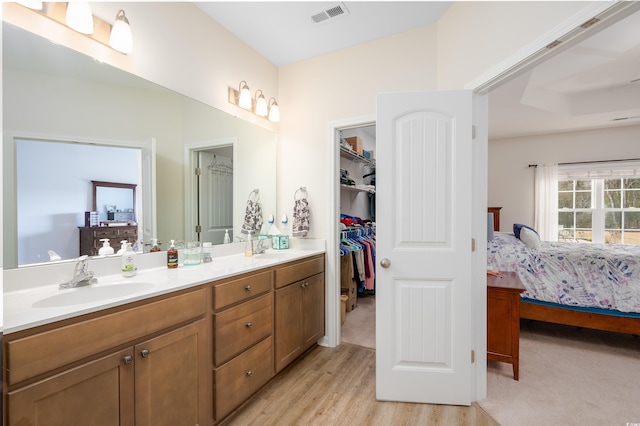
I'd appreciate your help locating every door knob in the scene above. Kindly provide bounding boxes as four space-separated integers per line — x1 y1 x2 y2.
380 258 391 268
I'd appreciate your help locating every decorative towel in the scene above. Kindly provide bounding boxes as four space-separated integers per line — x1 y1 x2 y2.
241 199 263 234
292 198 310 237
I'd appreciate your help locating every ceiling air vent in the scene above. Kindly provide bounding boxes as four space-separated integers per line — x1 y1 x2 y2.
311 3 349 24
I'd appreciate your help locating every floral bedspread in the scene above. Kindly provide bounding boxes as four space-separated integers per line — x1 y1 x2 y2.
487 233 640 313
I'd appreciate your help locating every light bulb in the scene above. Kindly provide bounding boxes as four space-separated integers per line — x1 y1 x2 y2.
110 10 133 54
255 90 268 116
238 82 252 109
66 2 94 34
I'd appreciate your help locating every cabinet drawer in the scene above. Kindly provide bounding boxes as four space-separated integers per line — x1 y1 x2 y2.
214 336 273 421
213 270 272 310
118 227 137 238
92 228 119 239
6 289 207 386
274 255 324 289
214 294 273 366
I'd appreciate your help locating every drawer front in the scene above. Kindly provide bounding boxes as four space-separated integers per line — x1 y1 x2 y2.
117 227 138 238
92 228 119 239
214 294 273 366
274 255 324 289
6 289 207 386
213 270 272 310
214 336 273 421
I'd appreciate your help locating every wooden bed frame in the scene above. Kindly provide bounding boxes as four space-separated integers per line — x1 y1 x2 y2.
520 300 640 336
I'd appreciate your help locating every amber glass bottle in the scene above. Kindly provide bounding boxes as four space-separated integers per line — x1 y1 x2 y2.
167 240 178 268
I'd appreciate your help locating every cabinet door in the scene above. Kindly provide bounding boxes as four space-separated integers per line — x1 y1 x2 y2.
274 282 302 373
301 272 325 350
7 348 134 426
134 320 209 426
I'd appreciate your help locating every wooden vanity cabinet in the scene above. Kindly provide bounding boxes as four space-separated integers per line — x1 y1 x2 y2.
4 289 210 426
274 255 325 373
212 270 274 422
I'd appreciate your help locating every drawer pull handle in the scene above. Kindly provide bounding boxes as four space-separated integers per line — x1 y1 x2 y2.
246 322 253 328
141 349 150 358
246 370 253 377
123 355 133 365
302 282 309 288
245 285 252 291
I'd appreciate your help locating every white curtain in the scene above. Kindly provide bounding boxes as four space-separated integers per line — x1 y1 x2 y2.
534 164 558 241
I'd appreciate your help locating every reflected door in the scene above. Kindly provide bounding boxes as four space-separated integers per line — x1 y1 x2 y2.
198 150 233 244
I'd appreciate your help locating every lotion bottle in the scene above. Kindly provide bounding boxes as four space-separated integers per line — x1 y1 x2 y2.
121 242 137 277
98 239 114 256
167 240 178 269
223 229 231 244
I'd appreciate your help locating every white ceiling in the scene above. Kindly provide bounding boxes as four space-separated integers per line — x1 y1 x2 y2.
197 2 640 140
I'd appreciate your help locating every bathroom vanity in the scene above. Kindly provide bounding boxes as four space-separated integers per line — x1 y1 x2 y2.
3 248 325 425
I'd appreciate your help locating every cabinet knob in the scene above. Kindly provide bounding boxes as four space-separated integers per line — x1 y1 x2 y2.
380 258 391 268
245 285 252 291
246 322 253 328
246 370 253 377
301 282 308 288
140 349 150 358
123 355 133 365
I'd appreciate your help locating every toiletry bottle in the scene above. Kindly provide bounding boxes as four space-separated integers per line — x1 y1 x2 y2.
150 238 161 252
167 240 178 269
121 242 137 277
202 242 213 263
223 229 231 244
245 231 254 257
98 239 114 256
117 240 128 255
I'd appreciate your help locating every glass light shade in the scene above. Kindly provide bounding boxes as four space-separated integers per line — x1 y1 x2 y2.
16 0 43 10
268 99 280 122
110 10 133 54
238 82 252 109
255 91 268 117
66 2 94 34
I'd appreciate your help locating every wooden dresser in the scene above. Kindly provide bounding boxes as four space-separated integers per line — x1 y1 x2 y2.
488 207 502 231
487 271 525 380
79 225 138 256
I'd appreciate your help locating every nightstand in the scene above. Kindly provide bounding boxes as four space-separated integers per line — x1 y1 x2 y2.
487 271 526 380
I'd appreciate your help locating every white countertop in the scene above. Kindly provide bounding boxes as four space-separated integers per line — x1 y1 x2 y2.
4 247 325 335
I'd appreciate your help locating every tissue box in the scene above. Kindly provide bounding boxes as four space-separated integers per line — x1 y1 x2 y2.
272 235 289 250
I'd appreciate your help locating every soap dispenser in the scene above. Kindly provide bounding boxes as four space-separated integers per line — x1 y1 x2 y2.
167 240 178 269
121 242 137 277
116 240 129 255
98 239 114 256
223 229 231 244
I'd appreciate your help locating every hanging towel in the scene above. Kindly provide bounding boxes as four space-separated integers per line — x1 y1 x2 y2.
292 198 310 237
241 199 263 234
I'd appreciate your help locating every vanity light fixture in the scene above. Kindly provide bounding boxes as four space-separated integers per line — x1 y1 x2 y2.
229 81 280 122
238 81 253 109
65 1 94 34
109 9 133 54
19 2 134 55
268 98 280 122
254 90 268 117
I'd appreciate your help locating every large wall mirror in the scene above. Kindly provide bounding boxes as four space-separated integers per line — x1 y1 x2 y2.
2 22 277 268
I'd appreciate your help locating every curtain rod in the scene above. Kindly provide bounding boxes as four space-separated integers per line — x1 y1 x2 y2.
528 158 640 168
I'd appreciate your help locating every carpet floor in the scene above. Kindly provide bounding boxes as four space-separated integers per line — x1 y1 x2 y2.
479 319 640 426
340 294 375 349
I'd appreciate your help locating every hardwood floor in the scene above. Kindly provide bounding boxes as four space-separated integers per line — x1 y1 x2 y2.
223 343 498 425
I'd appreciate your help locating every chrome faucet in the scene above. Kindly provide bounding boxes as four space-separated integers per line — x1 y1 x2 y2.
59 256 98 289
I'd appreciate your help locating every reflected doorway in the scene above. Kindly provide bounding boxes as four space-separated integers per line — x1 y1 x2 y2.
197 146 234 244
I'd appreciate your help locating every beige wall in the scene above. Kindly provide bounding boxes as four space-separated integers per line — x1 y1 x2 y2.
436 1 591 89
489 125 640 232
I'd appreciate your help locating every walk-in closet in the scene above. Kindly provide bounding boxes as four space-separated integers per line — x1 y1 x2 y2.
339 125 376 349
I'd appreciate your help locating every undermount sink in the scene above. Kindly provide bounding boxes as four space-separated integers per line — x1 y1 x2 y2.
33 282 156 308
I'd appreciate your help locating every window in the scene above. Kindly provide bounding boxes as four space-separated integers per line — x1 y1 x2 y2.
557 162 640 245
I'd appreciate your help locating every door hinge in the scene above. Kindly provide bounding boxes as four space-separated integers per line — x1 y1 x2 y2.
195 167 202 176
471 238 476 252
472 125 477 140
471 350 475 363
195 225 202 233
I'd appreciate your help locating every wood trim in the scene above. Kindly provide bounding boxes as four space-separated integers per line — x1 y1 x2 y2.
520 300 640 335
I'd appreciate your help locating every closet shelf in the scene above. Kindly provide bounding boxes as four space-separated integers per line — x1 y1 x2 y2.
340 184 375 194
340 146 375 166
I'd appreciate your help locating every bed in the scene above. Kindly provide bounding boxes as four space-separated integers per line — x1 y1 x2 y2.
487 232 640 335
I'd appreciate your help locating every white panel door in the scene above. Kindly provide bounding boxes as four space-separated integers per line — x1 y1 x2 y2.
198 151 233 244
376 90 473 405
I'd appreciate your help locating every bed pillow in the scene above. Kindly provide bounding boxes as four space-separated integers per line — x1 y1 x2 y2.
513 223 539 239
520 227 541 250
